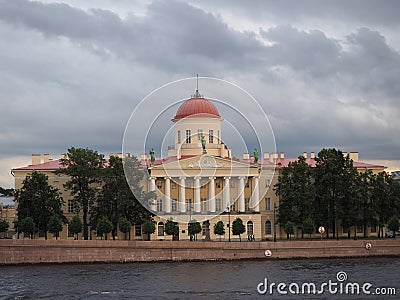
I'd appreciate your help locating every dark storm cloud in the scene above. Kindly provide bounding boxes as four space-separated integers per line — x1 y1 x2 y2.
0 0 399 187
191 0 400 27
0 0 265 73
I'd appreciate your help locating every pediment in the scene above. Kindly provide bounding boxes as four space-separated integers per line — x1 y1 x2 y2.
150 155 257 171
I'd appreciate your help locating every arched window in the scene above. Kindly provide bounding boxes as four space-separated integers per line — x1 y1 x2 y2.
158 222 164 236
265 221 272 235
247 221 254 235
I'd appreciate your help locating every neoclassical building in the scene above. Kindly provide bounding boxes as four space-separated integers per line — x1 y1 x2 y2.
11 89 386 240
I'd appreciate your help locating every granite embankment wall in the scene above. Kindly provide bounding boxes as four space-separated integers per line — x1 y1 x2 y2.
1 239 399 265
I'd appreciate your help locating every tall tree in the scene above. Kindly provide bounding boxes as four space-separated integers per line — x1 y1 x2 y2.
15 171 65 239
92 155 154 240
275 156 315 238
314 148 355 239
57 147 105 240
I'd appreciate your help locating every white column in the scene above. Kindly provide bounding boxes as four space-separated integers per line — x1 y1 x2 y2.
179 177 186 213
150 177 156 211
238 176 245 212
252 177 260 212
209 177 216 212
223 177 231 210
194 177 201 213
164 177 171 213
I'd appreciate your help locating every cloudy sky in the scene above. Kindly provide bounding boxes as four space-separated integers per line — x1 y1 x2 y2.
1 0 400 188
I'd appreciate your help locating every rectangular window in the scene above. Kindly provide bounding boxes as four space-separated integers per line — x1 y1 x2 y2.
158 223 164 236
245 198 250 211
171 199 177 212
215 198 221 211
135 225 142 236
209 130 213 143
177 130 181 144
186 199 192 211
229 180 236 188
200 179 207 189
371 225 377 233
197 129 203 140
215 180 221 189
357 225 363 233
156 180 163 189
157 199 163 212
201 198 207 211
186 130 191 143
266 179 271 188
265 198 271 211
171 182 176 189
68 200 74 213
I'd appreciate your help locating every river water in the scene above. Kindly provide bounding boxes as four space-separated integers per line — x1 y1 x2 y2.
0 257 398 299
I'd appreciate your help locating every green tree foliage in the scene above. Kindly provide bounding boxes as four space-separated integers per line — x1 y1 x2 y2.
69 215 82 240
92 155 154 240
284 221 295 239
188 220 201 241
0 187 14 196
302 218 315 239
15 171 65 239
142 220 156 240
0 219 9 238
275 148 400 239
96 216 113 240
57 147 105 240
314 148 357 239
213 220 225 241
119 217 132 240
232 218 245 241
275 156 315 238
387 216 399 238
123 155 156 215
20 217 36 239
165 219 179 239
48 215 63 239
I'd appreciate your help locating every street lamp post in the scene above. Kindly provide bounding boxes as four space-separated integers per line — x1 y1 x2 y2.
227 206 231 242
273 203 277 242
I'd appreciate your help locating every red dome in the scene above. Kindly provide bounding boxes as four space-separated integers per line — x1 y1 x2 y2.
174 97 220 120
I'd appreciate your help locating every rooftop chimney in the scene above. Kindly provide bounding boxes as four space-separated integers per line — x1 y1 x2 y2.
280 152 285 159
117 153 123 158
43 154 50 163
343 152 348 157
60 153 66 159
349 152 359 162
32 154 40 165
310 152 315 159
243 153 250 160
303 152 307 159
140 153 147 161
263 152 270 160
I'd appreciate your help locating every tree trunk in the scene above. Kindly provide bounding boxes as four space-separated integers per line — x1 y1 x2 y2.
83 209 88 240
